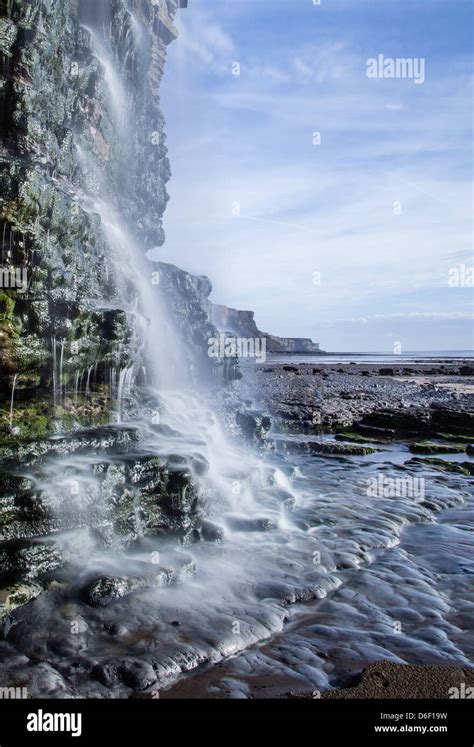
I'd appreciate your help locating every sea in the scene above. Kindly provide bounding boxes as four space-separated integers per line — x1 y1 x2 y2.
262 350 474 365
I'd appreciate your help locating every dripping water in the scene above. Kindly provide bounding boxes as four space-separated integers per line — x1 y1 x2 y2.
9 374 18 428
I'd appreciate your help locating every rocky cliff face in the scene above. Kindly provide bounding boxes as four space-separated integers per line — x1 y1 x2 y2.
0 0 235 611
211 304 323 354
1 0 135 401
157 263 240 382
262 334 322 354
0 0 222 442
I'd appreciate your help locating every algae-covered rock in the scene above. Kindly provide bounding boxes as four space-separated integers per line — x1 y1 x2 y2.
0 0 138 393
436 433 474 444
0 580 43 638
409 441 467 455
0 540 63 585
0 581 42 616
280 439 376 457
335 431 390 445
408 457 474 477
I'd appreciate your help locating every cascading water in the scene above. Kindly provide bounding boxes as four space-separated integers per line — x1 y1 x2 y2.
70 9 473 692
18 5 345 686
2 1 472 700
8 373 17 428
70 2 303 556
17 0 300 610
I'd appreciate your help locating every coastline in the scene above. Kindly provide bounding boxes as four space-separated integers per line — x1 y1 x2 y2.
1 356 472 699
157 358 474 700
239 358 474 437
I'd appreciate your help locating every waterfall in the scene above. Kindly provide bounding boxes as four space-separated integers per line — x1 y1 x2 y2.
8 374 17 428
0 0 340 695
58 338 65 404
116 366 134 423
82 26 128 133
51 336 57 406
64 4 302 560
74 370 81 405
51 336 67 405
85 365 93 400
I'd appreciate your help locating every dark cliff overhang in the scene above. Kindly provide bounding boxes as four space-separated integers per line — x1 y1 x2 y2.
179 1 189 7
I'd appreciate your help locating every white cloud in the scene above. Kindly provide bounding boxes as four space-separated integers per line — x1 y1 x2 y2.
161 0 473 351
175 7 235 70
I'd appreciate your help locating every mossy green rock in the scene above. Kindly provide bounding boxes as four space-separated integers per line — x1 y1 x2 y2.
408 457 474 477
335 431 390 445
409 441 466 455
436 433 474 445
0 0 161 394
283 440 376 457
0 581 42 616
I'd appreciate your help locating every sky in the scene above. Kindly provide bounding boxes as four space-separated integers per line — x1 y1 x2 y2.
157 0 473 352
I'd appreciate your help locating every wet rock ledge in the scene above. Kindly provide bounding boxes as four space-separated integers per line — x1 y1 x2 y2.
240 360 474 438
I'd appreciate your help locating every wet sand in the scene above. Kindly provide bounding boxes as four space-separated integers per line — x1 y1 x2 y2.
160 659 474 701
320 660 474 699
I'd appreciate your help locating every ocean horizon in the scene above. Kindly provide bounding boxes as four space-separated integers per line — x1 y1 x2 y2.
261 350 474 364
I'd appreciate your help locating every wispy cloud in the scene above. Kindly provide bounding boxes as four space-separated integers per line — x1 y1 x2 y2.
161 0 473 351
176 5 235 71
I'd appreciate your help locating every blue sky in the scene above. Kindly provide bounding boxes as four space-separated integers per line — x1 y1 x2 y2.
157 0 473 352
